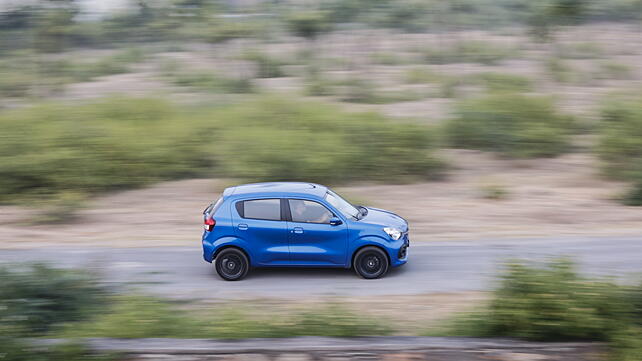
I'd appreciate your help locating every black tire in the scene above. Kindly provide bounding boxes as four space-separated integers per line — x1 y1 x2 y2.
215 248 249 281
354 246 389 279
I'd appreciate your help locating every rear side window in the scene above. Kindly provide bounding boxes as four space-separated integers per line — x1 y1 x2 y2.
236 199 281 221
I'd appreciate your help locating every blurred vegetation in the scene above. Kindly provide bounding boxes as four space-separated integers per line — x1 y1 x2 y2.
0 96 444 204
0 263 388 360
445 93 575 158
597 95 642 205
61 296 389 338
0 264 107 334
434 258 642 360
241 50 286 78
0 264 113 361
422 41 516 65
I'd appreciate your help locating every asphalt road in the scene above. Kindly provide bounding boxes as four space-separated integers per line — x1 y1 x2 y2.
1 236 641 300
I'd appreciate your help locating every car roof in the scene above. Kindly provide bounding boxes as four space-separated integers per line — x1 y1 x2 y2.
224 182 328 199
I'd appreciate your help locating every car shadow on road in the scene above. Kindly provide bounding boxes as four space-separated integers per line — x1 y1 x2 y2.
235 263 410 280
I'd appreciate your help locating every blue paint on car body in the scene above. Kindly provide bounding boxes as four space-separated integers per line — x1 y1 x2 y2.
202 182 409 280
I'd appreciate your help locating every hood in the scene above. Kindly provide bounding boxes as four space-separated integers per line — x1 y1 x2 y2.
359 207 408 232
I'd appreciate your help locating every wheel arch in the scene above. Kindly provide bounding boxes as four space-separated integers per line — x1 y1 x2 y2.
350 244 390 269
213 244 251 265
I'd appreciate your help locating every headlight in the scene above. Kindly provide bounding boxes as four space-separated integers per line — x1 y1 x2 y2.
383 227 402 240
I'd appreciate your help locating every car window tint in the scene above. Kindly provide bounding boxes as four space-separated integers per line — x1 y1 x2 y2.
289 199 333 224
240 199 281 221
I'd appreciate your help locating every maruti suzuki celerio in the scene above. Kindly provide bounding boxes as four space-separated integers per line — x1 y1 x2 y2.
202 182 409 280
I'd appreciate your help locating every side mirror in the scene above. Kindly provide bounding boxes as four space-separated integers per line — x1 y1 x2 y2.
329 217 343 226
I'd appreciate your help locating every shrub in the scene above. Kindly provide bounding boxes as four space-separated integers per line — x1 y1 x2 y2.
0 96 444 203
597 95 642 180
241 50 285 78
0 97 213 203
285 11 331 40
0 264 107 335
438 258 642 360
404 68 441 84
470 72 533 92
424 41 514 65
597 61 632 80
444 259 637 341
205 20 260 43
545 57 573 83
215 96 445 183
445 93 574 157
171 71 253 93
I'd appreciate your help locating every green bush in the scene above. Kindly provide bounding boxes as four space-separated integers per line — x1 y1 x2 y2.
424 41 515 65
438 258 642 360
545 57 573 83
0 264 107 335
171 71 253 93
0 97 213 203
404 68 441 84
469 72 533 92
204 20 260 43
215 96 444 183
0 96 444 203
242 50 285 78
597 95 642 205
443 259 638 341
445 93 574 157
597 95 642 178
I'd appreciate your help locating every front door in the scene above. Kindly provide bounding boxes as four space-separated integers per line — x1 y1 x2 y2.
286 199 348 266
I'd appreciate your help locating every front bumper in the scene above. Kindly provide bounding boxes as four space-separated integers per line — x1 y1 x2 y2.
390 232 409 267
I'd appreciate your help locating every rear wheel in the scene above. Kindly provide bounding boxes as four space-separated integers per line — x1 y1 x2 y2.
215 248 249 281
354 246 389 279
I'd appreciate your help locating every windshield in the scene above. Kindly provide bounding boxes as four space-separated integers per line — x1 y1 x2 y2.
325 190 360 220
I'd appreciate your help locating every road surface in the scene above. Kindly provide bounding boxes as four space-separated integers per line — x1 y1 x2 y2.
1 236 641 299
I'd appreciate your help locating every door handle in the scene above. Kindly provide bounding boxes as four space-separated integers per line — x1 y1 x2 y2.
238 223 249 230
292 227 304 234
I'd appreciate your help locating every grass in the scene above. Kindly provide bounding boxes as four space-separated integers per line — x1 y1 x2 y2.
59 296 390 339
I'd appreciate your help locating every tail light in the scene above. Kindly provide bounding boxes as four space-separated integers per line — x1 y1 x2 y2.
204 217 216 232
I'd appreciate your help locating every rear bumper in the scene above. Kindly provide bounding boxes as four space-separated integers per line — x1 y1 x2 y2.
202 239 215 263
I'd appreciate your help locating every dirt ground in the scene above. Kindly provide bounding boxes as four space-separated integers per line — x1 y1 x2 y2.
1 149 640 249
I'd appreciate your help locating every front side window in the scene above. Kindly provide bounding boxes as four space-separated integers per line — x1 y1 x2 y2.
237 199 281 221
289 199 333 224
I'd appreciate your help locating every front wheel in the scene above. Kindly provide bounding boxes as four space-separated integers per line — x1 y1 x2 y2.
354 247 389 279
215 248 249 281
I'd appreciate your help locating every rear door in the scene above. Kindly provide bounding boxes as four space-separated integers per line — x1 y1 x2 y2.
233 198 289 265
286 198 348 266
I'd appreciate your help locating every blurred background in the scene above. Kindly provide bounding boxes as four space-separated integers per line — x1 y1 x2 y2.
1 0 642 360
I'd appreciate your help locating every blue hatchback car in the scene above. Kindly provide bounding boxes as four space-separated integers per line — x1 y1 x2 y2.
202 182 409 280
